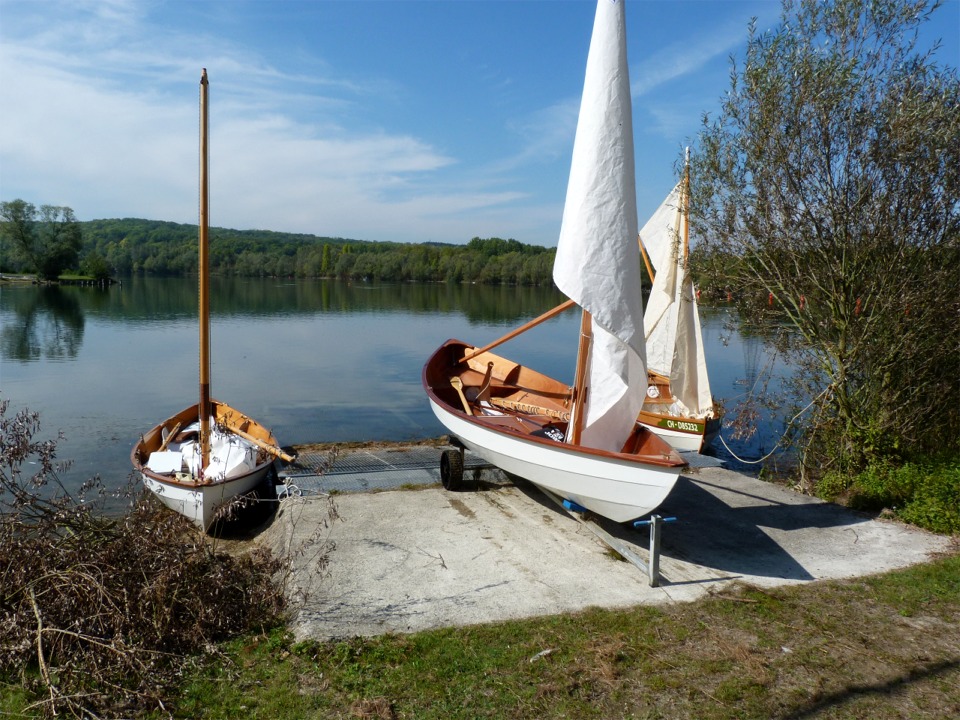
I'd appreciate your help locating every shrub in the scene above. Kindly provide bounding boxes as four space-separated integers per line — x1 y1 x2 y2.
821 454 960 534
0 400 288 717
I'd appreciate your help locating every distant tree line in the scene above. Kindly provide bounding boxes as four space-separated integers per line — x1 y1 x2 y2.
0 211 560 286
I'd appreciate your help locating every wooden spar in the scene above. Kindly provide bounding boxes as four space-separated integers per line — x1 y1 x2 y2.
568 309 592 445
157 422 182 453
226 424 296 463
198 69 211 474
487 397 571 421
638 234 655 284
681 149 691 264
460 297 577 364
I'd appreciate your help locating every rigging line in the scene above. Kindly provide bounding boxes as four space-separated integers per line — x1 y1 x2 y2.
718 433 780 465
717 385 831 465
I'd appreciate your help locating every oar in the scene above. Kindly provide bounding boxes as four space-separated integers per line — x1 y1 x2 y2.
226 424 296 463
449 377 474 415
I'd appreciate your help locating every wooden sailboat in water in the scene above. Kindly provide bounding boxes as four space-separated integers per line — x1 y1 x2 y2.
131 70 292 531
423 0 686 523
637 154 722 452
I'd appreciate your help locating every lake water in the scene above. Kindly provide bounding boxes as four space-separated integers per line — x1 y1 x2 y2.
1 277 786 499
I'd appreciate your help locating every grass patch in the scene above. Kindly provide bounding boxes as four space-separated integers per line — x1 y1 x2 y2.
3 408 957 717
120 555 960 719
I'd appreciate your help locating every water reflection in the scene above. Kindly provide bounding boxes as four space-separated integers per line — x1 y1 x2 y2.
0 285 85 362
1 277 789 499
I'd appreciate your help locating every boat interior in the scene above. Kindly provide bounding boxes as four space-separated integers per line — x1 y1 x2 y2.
428 343 679 459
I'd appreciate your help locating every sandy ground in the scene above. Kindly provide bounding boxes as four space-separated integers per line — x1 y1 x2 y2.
254 456 954 641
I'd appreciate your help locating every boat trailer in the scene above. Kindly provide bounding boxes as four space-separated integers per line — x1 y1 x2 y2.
440 439 675 587
544 491 676 587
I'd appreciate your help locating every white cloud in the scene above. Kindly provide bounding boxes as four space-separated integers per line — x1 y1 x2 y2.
0 0 523 243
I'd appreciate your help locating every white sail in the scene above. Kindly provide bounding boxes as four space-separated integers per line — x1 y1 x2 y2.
553 0 645 453
639 182 683 277
641 178 713 418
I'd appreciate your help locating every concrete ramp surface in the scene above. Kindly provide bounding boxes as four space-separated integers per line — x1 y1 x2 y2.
259 450 952 641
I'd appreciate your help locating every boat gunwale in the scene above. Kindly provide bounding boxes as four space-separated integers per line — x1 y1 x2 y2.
132 400 279 489
422 338 686 469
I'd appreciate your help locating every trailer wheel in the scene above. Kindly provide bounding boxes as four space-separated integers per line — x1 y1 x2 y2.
440 449 464 491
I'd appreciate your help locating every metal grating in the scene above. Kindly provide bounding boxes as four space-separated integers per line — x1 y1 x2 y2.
277 445 491 495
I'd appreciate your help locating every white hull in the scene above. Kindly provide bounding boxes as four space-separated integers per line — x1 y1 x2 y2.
140 463 274 531
430 399 681 523
132 401 284 532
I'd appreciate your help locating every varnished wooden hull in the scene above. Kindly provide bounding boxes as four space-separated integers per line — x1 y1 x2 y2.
423 340 686 523
131 400 278 531
639 371 721 453
637 409 721 453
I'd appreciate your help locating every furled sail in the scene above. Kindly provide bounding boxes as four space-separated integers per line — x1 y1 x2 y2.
553 0 645 452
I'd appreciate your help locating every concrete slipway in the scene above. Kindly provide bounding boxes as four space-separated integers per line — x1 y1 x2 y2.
252 443 954 642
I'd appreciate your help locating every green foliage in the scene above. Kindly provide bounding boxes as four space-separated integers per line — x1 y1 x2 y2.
53 217 559 284
819 455 960 533
3 208 560 284
692 0 960 477
79 249 112 281
0 199 83 280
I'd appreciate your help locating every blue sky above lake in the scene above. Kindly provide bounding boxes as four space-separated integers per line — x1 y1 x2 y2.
1 0 956 246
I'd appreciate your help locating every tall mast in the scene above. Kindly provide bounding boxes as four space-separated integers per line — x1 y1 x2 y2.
568 309 592 445
198 69 211 474
682 147 691 265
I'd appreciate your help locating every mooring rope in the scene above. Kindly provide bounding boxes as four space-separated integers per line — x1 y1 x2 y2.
716 385 831 465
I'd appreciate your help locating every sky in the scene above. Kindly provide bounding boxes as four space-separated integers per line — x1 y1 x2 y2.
1 0 957 247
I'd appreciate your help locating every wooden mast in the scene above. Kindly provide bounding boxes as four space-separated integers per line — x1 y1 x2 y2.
568 309 592 445
681 147 690 265
638 235 655 284
198 69 211 474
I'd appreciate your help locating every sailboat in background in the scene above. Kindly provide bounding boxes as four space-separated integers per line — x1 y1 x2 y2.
637 155 721 452
131 70 292 531
423 0 686 523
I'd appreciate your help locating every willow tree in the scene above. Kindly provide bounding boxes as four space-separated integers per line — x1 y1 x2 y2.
691 0 960 479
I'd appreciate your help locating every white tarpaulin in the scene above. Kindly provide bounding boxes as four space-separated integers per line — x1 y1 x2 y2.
553 0 645 452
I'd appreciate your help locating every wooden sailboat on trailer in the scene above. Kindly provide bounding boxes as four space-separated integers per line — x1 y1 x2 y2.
423 0 686 524
637 154 722 453
131 70 292 531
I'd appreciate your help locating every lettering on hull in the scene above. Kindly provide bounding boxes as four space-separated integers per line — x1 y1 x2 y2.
656 418 703 434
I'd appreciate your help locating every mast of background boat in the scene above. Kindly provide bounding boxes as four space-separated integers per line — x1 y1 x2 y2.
198 69 211 474
639 237 655 284
682 147 690 265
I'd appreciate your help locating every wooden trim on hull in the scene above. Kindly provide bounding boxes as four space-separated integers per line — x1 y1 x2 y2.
423 339 686 523
637 409 722 453
131 400 281 530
